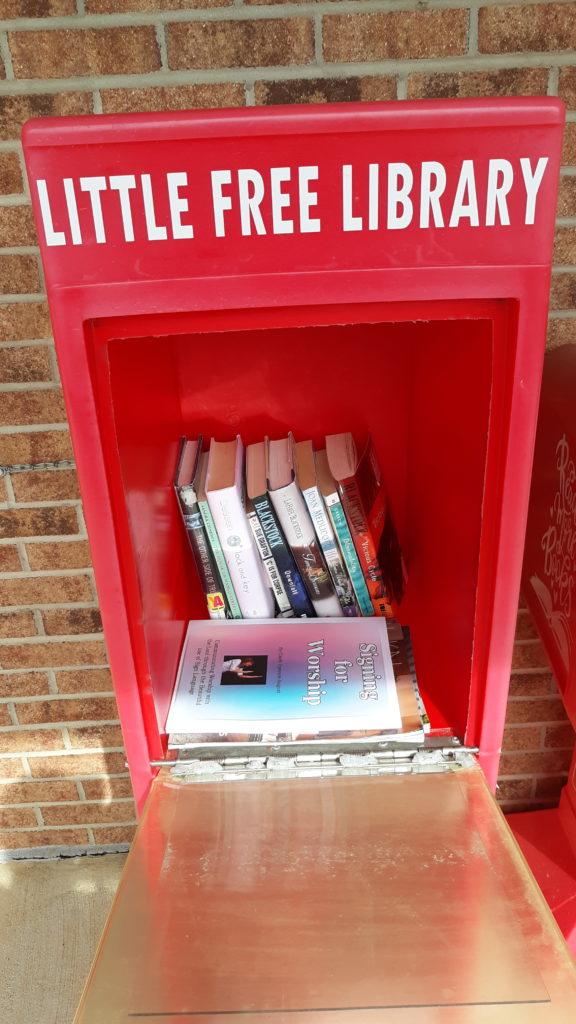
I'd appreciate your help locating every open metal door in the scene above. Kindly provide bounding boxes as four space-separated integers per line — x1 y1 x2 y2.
74 763 576 1023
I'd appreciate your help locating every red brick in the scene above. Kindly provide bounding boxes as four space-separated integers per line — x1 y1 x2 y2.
0 806 37 827
514 612 540 641
562 123 576 166
0 546 22 572
92 824 136 844
498 799 555 813
82 776 133 800
559 67 576 110
29 750 126 777
0 345 52 383
0 672 50 698
550 274 576 310
547 319 576 349
0 638 107 670
55 667 112 694
0 705 11 726
41 608 103 636
0 827 89 848
0 610 37 638
0 429 73 466
557 177 576 218
0 779 78 804
511 640 549 670
0 391 67 429
407 67 549 100
26 541 92 571
42 800 135 826
0 573 91 606
68 725 124 748
101 82 244 114
553 227 576 264
502 725 542 751
9 28 161 79
11 469 79 503
0 254 40 295
255 76 397 106
534 775 569 798
0 152 22 195
544 723 576 748
506 697 568 724
479 3 576 53
0 93 93 142
88 0 230 8
499 750 573 774
0 507 79 540
0 728 63 753
0 303 52 343
167 19 314 69
3 0 75 14
496 778 534 801
17 696 118 725
323 9 468 63
0 757 26 778
0 205 37 247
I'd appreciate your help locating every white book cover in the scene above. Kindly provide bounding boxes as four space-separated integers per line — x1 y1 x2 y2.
206 437 275 619
166 617 402 734
267 436 342 617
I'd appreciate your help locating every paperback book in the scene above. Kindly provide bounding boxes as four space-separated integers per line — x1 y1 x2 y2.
267 434 342 617
168 618 428 748
165 617 403 736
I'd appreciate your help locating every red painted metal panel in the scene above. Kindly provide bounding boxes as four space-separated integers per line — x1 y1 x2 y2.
22 100 564 810
523 345 576 729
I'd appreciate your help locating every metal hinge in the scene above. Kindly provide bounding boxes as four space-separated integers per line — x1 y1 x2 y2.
167 745 478 784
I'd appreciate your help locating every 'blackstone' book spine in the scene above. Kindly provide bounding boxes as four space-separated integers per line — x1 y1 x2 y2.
253 492 314 617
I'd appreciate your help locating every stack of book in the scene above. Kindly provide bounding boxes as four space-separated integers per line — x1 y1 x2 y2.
166 616 430 750
174 431 405 622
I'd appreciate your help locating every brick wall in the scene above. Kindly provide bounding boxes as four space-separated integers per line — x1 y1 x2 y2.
1 0 575 853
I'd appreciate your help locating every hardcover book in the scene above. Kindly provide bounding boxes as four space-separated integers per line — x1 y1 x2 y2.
326 432 404 617
206 436 276 619
168 619 428 748
246 495 294 617
173 437 228 619
246 440 314 618
196 451 242 620
315 449 374 617
267 434 342 617
295 439 359 617
165 617 402 735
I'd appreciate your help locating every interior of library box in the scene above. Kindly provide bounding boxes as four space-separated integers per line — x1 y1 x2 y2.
90 296 509 783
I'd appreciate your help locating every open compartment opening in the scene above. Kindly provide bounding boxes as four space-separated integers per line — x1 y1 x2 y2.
87 298 511 759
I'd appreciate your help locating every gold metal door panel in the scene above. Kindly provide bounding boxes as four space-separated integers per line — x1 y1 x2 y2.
74 766 576 1022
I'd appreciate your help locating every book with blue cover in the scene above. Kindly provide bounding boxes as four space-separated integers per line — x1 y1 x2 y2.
165 617 402 734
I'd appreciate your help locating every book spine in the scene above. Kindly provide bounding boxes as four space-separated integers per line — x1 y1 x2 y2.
401 625 430 733
207 488 276 619
253 492 314 617
198 497 242 619
177 497 227 619
302 485 359 616
247 506 294 617
324 491 374 616
269 481 342 616
339 476 393 617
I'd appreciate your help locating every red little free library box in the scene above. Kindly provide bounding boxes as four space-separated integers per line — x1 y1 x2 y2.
22 100 576 1021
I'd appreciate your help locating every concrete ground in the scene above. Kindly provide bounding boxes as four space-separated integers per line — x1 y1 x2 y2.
0 854 126 1024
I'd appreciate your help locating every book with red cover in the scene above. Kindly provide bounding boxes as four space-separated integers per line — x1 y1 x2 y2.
326 432 405 617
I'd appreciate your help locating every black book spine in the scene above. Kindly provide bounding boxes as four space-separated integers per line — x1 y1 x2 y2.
177 490 228 619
